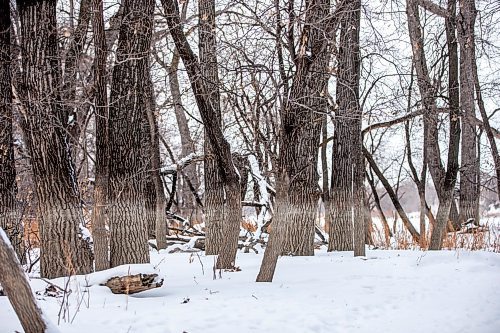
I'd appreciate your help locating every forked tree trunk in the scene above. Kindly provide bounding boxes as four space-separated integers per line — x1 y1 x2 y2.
257 0 332 282
429 0 461 249
457 0 479 226
407 0 461 232
162 0 241 269
108 0 154 267
91 0 109 271
329 0 364 256
0 229 47 333
407 0 460 249
17 0 92 278
0 0 23 261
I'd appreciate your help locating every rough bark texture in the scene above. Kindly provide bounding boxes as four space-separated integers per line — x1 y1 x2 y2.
457 0 479 226
257 0 332 282
329 0 365 255
199 0 226 255
17 0 92 278
0 0 23 259
162 0 241 269
108 0 154 267
91 0 109 271
0 229 47 333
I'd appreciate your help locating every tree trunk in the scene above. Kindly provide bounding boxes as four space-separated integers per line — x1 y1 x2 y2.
407 0 461 249
168 52 201 220
162 0 242 269
321 115 331 235
0 229 47 333
0 0 23 261
61 0 91 157
429 0 462 249
145 72 168 250
198 0 227 255
457 0 479 226
91 0 109 272
108 0 154 267
257 0 331 281
329 0 364 256
17 0 92 278
473 58 500 200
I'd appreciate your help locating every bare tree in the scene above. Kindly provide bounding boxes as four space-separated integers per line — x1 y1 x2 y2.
328 0 365 256
91 0 110 271
457 0 480 225
16 0 92 278
257 0 335 282
162 0 242 269
0 0 23 259
108 0 154 267
199 0 227 255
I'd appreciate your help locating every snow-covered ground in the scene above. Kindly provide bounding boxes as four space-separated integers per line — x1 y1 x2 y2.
1 248 499 333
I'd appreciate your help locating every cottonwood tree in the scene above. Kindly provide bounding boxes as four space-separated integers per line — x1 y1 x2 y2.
328 0 365 256
257 0 336 282
162 0 242 269
198 0 227 255
16 0 92 278
0 0 23 259
108 0 155 267
457 0 480 225
91 0 110 271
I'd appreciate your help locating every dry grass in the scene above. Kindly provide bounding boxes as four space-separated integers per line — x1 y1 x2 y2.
369 219 500 252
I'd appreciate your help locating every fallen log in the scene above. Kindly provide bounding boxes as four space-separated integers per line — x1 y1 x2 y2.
104 274 163 295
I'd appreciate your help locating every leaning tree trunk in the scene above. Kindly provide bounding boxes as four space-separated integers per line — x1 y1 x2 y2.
257 0 332 282
0 0 23 260
329 0 364 256
16 0 92 279
199 0 226 255
108 0 154 267
0 229 48 333
162 0 242 269
457 0 480 226
91 0 109 271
